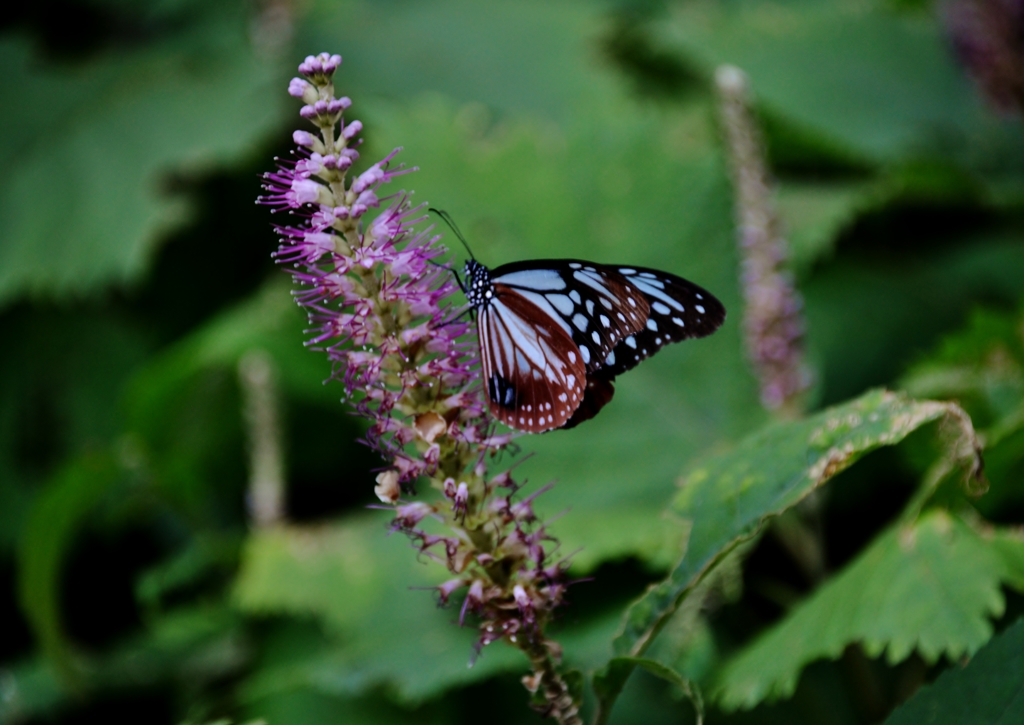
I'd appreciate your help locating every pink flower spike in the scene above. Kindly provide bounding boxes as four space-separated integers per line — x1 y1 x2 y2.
262 53 576 721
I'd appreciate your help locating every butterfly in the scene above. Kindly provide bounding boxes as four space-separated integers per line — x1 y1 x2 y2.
463 257 725 432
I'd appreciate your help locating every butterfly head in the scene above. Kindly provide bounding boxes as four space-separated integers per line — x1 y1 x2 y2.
464 259 493 309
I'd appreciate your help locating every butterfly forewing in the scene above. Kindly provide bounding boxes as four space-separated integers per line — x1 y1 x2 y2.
478 290 587 433
490 261 649 372
594 266 727 380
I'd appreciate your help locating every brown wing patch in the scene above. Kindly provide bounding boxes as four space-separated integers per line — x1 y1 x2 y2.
478 292 587 433
493 266 649 373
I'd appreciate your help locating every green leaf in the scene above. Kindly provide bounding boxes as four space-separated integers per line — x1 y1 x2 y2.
242 687 438 725
234 516 639 705
0 308 152 557
901 307 1024 435
233 515 525 704
0 6 285 305
804 233 1024 405
587 391 982 722
883 617 1024 725
659 1 993 164
714 511 1024 710
120 279 341 516
610 390 980 661
301 0 615 122
0 604 246 722
17 452 125 685
124 278 333 427
593 656 701 725
776 181 880 271
900 305 1024 524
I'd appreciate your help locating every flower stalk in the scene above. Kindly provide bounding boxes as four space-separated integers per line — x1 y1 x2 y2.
943 0 1024 115
238 349 286 526
259 53 579 723
715 64 811 418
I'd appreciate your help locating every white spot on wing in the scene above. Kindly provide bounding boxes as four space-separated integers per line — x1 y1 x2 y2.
591 331 600 344
569 290 582 304
572 313 588 331
624 336 637 349
515 290 572 337
579 345 591 364
647 318 658 331
546 293 574 316
696 305 705 314
600 315 610 327
605 351 615 365
585 299 595 315
573 270 611 296
652 301 671 315
672 317 685 327
495 268 566 290
631 277 685 311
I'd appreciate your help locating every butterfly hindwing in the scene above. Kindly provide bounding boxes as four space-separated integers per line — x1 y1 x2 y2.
490 261 649 372
477 289 587 433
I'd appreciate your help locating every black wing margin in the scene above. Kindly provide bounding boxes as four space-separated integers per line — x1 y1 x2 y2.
592 266 726 381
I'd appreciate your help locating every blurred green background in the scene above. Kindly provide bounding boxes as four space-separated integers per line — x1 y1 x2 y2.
2 0 1024 723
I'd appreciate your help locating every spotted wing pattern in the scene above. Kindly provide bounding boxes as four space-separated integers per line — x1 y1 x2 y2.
490 261 649 372
477 289 587 433
593 266 727 380
466 258 725 433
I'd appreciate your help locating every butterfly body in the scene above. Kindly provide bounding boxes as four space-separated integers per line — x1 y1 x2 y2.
464 258 725 433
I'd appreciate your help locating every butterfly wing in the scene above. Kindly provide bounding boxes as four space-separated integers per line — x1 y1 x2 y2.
490 261 650 371
474 259 724 432
593 266 727 381
477 289 587 433
561 268 725 428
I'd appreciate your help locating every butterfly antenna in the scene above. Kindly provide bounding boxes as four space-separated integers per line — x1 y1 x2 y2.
429 208 476 260
427 257 468 296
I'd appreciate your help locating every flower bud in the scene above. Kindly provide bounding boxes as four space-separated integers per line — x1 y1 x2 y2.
342 119 363 140
298 53 342 83
292 130 319 150
288 77 318 105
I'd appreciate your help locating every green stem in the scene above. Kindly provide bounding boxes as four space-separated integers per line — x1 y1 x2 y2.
522 639 582 725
